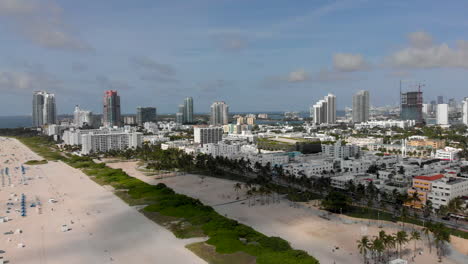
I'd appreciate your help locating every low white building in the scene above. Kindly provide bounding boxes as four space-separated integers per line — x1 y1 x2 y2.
428 177 468 209
201 142 242 158
143 122 159 134
283 159 334 177
247 153 290 167
321 141 360 159
355 120 415 129
435 147 462 161
81 132 143 154
194 126 223 144
346 137 383 148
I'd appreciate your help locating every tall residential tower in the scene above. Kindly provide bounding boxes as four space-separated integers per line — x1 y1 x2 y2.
210 101 229 125
312 94 336 125
352 90 369 123
184 97 194 124
32 91 57 127
103 90 121 127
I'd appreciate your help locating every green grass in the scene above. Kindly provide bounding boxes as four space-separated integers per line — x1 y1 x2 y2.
187 242 256 264
16 136 64 161
24 159 48 165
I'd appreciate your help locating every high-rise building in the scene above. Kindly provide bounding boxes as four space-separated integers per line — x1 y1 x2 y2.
210 101 229 125
312 94 336 125
32 91 57 127
352 90 369 123
437 104 449 125
194 126 223 144
136 107 157 126
74 105 93 127
437 96 444 104
103 90 121 127
400 90 423 124
462 98 468 125
176 104 185 124
184 97 194 124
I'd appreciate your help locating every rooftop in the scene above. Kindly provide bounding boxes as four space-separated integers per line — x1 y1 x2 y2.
414 174 444 181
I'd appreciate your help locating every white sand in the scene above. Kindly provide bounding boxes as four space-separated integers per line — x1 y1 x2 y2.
0 138 206 264
108 161 468 264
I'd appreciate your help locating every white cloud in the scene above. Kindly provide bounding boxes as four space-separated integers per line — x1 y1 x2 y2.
333 53 368 72
389 32 468 69
0 70 61 91
0 0 92 51
287 69 310 82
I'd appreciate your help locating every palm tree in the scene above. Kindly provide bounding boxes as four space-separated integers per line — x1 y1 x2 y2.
246 189 253 207
371 237 385 263
422 222 433 254
410 230 421 258
383 233 396 261
357 236 370 264
395 230 409 258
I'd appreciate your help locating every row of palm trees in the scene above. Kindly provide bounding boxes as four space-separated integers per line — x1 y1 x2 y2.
422 222 451 262
233 182 281 206
357 230 420 264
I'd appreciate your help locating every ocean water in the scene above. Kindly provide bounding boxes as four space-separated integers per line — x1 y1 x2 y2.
0 116 32 128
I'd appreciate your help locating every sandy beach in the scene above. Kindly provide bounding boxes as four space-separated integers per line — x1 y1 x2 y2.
107 160 468 264
0 138 206 264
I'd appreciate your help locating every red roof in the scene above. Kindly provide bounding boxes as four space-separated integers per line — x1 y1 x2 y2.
414 174 444 181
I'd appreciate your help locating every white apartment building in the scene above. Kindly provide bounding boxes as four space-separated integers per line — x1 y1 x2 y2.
283 159 334 177
63 127 137 146
463 98 468 125
74 105 93 127
247 153 290 167
143 122 159 134
340 159 372 173
428 177 468 209
331 174 377 189
435 147 462 161
321 141 360 159
346 137 383 148
355 120 415 129
81 132 142 154
194 126 223 144
201 142 241 158
436 104 449 125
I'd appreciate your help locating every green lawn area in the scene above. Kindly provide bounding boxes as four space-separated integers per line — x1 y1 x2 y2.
16 136 64 161
187 242 256 264
24 159 48 165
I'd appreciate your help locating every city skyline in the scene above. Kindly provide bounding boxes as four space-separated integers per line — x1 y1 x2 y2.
1 1 468 115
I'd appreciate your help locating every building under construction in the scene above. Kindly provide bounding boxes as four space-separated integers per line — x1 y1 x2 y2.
400 82 424 124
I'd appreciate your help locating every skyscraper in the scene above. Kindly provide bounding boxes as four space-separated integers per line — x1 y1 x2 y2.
400 90 423 124
184 97 194 124
136 107 157 126
437 104 449 125
437 96 444 104
32 91 56 127
352 90 369 123
74 105 93 127
210 101 229 125
312 94 336 125
103 90 121 127
175 104 185 124
462 98 468 125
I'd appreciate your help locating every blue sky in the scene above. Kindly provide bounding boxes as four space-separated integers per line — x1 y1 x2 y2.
1 0 468 115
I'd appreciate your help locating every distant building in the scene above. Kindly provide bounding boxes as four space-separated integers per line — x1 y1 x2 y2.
355 120 415 129
436 104 449 125
400 90 423 124
103 90 121 127
32 91 57 127
435 147 462 161
407 138 445 149
184 97 194 124
321 141 360 159
463 97 468 125
312 94 336 125
437 95 444 104
210 101 229 125
123 115 136 125
136 107 157 126
194 126 223 144
73 105 93 127
82 131 142 155
352 90 369 123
